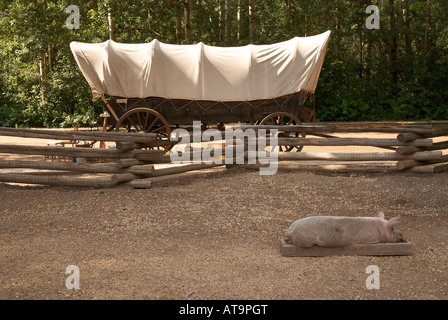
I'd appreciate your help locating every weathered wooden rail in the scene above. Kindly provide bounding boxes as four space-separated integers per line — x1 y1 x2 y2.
228 123 448 174
0 123 447 188
0 127 229 188
0 127 157 143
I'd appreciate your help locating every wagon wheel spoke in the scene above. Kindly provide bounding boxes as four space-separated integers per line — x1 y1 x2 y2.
139 112 150 132
125 115 140 132
116 107 172 153
259 112 305 152
146 117 158 133
136 112 142 131
144 112 152 131
147 120 170 138
149 125 166 134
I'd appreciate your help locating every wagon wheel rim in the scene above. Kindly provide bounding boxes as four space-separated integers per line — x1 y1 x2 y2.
115 107 172 152
259 112 305 152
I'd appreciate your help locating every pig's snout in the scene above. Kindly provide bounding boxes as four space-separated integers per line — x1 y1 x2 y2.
393 231 406 243
387 216 406 243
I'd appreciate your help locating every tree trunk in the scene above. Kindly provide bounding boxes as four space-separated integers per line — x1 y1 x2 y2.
402 0 412 60
219 0 225 41
108 11 117 41
286 0 292 36
169 1 184 44
335 7 341 59
147 6 154 38
47 43 52 72
225 0 231 41
39 50 46 84
304 12 308 36
424 0 431 67
388 0 398 82
176 6 183 44
365 31 372 81
303 0 310 37
249 0 255 41
39 49 46 101
184 0 191 43
237 0 242 40
359 19 364 81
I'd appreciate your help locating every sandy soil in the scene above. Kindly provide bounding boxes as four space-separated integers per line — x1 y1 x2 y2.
0 131 447 300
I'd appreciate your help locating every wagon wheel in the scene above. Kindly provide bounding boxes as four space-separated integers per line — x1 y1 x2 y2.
115 107 172 152
258 112 305 152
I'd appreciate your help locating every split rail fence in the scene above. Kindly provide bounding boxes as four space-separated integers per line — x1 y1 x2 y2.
0 123 447 188
230 123 448 174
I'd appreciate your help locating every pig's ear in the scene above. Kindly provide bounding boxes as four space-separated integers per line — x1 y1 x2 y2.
376 211 385 219
388 217 399 229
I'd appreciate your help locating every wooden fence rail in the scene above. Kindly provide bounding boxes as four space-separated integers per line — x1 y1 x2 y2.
0 144 164 160
234 123 448 174
0 123 447 188
0 127 157 143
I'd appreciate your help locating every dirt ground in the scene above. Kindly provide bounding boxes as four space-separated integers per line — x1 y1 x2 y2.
0 131 448 300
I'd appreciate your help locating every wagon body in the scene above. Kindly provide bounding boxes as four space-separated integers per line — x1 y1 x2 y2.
97 91 310 126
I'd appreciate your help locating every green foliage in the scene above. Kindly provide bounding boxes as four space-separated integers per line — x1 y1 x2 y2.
0 0 447 128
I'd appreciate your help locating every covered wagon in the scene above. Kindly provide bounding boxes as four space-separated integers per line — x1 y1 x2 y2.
70 31 330 151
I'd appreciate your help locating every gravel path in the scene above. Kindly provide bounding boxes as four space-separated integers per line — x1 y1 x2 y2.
1 165 447 300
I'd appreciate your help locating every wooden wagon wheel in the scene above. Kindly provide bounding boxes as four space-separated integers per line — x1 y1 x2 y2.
115 107 172 152
258 112 306 152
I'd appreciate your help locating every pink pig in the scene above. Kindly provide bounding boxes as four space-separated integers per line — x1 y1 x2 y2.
285 211 405 248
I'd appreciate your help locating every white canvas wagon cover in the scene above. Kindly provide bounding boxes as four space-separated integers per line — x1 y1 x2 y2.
70 31 330 102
